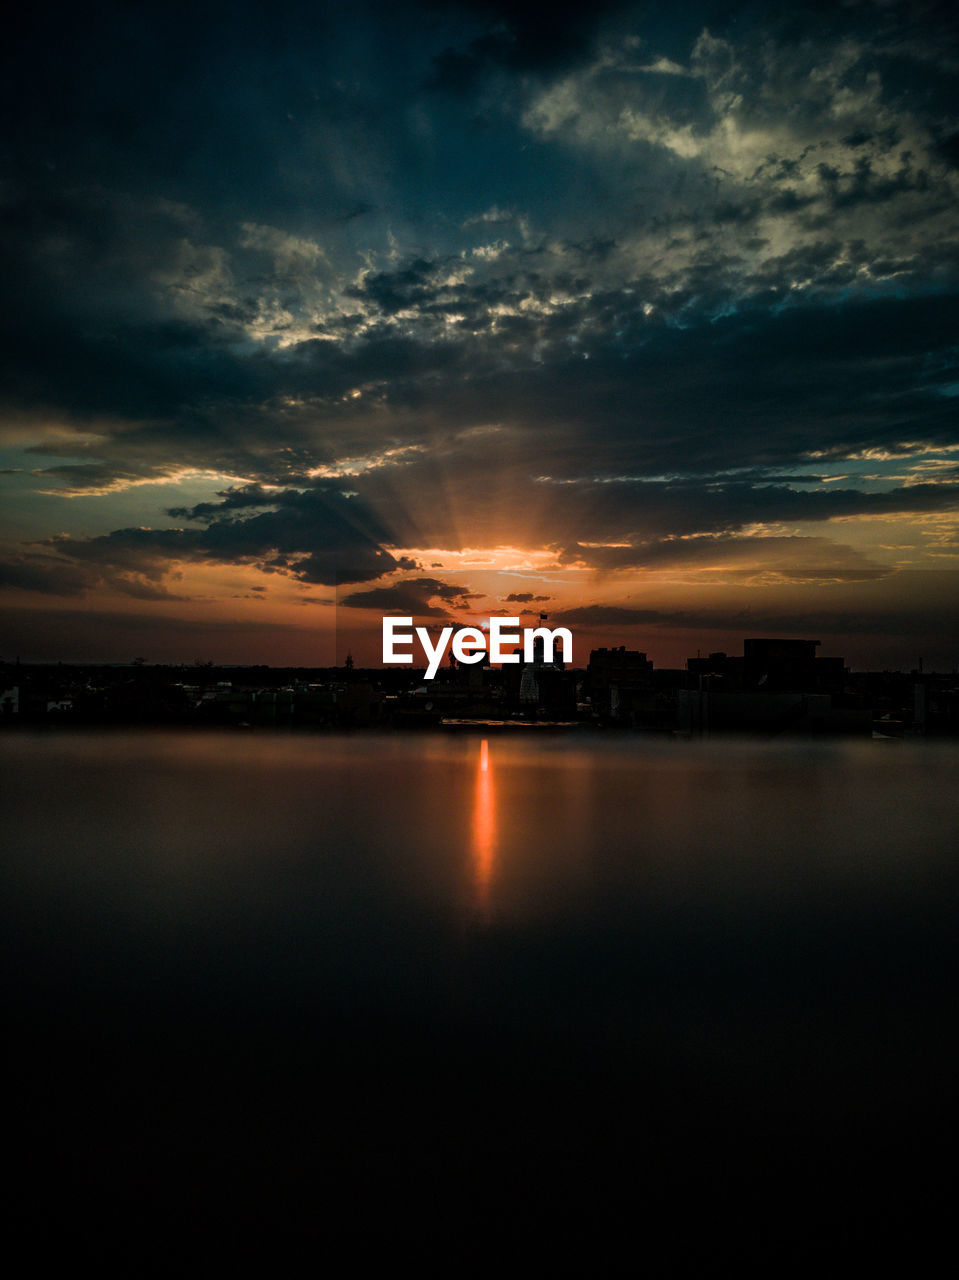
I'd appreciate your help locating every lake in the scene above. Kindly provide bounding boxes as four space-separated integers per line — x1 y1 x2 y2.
3 730 957 1265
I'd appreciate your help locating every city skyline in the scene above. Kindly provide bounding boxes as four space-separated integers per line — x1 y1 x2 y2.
2 1 958 670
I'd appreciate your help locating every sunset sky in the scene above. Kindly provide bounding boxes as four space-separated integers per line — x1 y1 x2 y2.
2 0 958 668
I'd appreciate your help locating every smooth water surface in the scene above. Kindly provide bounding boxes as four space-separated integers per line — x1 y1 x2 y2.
4 731 957 1260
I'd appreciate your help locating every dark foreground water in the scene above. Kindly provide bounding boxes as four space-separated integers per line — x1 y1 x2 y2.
3 730 957 1266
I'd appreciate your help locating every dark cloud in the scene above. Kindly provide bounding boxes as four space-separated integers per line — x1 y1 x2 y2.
0 555 94 597
0 549 191 601
425 0 634 87
46 485 402 588
555 604 682 627
0 602 317 665
338 576 480 617
544 479 959 561
554 575 959 642
554 533 892 576
31 462 171 494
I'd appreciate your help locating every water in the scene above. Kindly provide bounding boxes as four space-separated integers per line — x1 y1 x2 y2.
3 731 957 1263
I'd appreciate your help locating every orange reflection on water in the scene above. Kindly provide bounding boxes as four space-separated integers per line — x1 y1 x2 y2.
471 738 496 917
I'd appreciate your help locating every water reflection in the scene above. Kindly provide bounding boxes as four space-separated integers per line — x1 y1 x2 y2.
4 730 958 1258
470 738 496 918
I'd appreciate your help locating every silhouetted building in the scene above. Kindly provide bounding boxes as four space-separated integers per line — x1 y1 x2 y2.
587 646 654 720
679 638 859 736
685 639 846 698
686 651 744 689
743 638 817 690
741 637 846 694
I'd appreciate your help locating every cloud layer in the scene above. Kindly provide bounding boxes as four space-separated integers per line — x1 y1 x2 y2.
2 1 958 662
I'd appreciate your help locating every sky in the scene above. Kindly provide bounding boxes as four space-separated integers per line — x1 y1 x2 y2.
2 0 958 669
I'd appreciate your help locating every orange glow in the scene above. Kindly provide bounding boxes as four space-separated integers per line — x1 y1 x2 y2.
471 738 496 918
